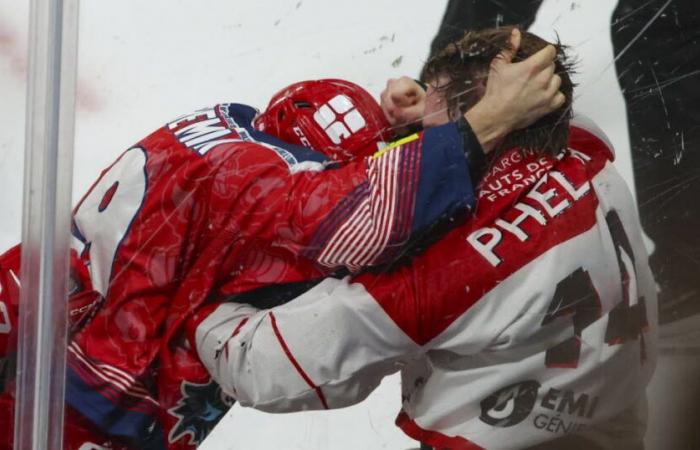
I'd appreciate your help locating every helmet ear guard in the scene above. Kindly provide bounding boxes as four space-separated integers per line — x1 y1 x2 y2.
255 79 394 161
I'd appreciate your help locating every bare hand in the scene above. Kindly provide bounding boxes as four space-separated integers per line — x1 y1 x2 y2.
380 76 426 134
465 28 565 151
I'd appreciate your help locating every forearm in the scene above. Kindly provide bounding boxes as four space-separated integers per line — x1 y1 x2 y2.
193 277 421 412
294 124 477 270
464 102 511 154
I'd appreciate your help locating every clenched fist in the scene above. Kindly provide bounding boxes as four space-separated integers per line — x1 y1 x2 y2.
380 76 426 134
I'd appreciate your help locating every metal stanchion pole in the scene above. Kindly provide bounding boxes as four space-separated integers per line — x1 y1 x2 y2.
14 0 79 448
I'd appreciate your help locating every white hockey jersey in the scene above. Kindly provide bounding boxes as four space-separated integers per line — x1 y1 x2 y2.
192 118 657 449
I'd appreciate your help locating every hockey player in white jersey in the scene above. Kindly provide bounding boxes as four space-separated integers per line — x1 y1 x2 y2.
189 28 657 450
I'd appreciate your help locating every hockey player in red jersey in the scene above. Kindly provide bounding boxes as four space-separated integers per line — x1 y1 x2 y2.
0 33 566 450
64 82 478 450
191 28 657 450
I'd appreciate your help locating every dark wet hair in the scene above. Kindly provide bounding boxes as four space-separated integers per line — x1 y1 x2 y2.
422 26 576 157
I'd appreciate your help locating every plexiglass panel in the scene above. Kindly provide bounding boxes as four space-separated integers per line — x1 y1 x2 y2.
0 0 29 444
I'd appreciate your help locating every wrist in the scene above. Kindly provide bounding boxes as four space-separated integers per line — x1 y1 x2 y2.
464 102 510 154
457 117 488 184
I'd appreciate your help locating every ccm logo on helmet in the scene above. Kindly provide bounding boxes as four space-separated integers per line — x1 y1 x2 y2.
313 95 366 144
292 127 312 148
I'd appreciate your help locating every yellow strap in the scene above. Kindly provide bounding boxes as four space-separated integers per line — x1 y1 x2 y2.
371 133 420 160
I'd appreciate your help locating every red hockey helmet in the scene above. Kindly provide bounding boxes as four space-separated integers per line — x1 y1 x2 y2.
255 79 394 161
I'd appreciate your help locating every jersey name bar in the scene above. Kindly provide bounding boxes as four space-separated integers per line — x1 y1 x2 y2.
468 149 593 267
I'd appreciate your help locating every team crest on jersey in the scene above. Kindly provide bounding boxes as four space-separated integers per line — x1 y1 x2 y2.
168 379 236 445
479 380 540 427
480 379 602 434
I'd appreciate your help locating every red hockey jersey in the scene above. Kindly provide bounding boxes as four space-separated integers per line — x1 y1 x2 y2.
0 102 481 449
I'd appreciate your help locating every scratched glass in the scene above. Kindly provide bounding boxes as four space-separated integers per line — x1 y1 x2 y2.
1 0 698 449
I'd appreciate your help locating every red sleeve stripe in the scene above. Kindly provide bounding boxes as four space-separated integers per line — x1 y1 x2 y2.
230 317 249 339
396 412 484 450
224 317 250 359
268 311 329 410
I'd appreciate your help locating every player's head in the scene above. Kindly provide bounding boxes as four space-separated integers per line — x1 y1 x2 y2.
422 26 575 156
254 79 394 161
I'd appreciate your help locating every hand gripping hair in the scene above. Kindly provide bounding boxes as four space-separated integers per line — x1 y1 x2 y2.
423 27 576 156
